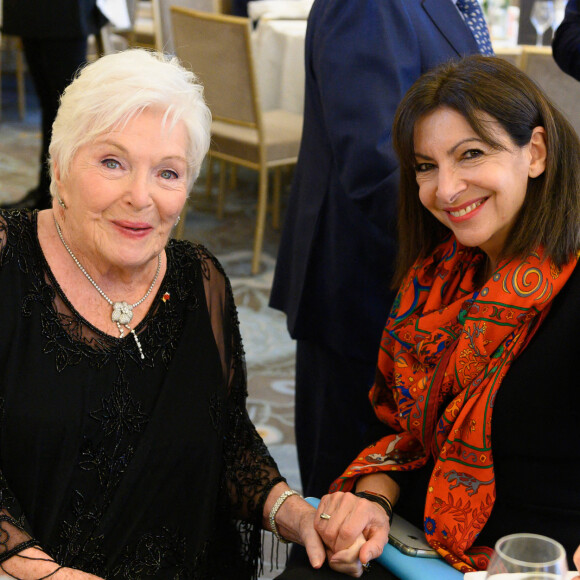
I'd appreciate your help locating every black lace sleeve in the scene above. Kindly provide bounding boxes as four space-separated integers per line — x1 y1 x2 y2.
0 212 48 566
196 249 284 526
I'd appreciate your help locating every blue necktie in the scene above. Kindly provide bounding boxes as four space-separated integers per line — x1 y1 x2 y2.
456 0 495 56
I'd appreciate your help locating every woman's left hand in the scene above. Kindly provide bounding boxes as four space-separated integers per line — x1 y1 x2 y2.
264 484 327 569
276 496 369 576
315 491 390 567
291 501 328 569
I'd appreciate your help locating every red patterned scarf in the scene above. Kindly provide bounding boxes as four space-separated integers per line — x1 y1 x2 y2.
331 237 577 572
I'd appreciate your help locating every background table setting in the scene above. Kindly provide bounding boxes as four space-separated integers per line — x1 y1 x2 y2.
95 1 578 133
248 0 311 114
247 0 313 21
252 17 307 113
248 0 579 134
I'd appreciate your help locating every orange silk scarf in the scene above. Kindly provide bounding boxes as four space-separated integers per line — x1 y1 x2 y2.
331 237 577 572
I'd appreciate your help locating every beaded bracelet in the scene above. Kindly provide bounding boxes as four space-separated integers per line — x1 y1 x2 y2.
268 489 303 544
355 490 394 523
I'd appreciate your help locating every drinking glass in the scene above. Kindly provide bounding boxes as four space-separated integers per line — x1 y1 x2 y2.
530 0 555 46
485 533 568 579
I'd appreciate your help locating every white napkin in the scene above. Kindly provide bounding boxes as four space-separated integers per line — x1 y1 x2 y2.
464 572 579 579
248 0 314 21
96 0 132 29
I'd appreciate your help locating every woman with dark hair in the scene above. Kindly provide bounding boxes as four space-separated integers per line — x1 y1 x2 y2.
390 54 580 287
279 55 580 578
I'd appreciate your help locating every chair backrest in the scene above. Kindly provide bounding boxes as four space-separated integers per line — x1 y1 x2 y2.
520 46 580 137
171 7 260 128
153 0 222 54
494 45 522 69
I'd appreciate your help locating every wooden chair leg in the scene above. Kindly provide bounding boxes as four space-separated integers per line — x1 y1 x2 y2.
205 157 214 197
252 166 269 275
272 166 281 230
217 159 227 219
228 163 237 189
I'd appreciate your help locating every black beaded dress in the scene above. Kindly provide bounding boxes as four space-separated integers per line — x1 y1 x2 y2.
0 210 284 579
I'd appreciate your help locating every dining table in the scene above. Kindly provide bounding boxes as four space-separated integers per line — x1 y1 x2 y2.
247 0 313 21
252 17 308 114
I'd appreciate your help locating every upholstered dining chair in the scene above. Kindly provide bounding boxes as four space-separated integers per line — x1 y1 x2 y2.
493 45 523 69
171 7 303 274
153 0 222 54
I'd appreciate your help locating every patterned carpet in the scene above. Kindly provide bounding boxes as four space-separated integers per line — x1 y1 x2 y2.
0 72 298 578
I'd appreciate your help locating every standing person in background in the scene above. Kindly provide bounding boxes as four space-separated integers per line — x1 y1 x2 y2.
0 0 106 211
230 0 251 16
269 0 493 503
553 0 580 81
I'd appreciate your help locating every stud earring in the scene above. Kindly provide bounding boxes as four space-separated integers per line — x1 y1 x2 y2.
175 215 181 226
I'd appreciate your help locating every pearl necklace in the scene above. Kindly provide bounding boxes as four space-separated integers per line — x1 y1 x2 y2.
54 217 161 359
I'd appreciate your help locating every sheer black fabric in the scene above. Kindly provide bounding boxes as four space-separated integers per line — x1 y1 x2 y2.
0 209 283 579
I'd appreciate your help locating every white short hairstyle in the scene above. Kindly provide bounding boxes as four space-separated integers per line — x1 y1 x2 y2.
49 49 212 197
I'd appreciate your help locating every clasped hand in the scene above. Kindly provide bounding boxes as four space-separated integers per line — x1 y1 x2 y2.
298 492 391 578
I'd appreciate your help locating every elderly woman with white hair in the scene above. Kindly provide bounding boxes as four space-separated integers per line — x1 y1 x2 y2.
0 50 389 579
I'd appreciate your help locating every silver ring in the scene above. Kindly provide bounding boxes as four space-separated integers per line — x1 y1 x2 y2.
320 512 331 520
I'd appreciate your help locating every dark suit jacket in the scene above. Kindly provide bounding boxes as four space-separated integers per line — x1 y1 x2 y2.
270 0 481 362
553 0 580 81
2 0 106 38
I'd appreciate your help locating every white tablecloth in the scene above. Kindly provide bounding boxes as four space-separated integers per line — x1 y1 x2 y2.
97 0 132 29
247 0 313 21
252 19 307 114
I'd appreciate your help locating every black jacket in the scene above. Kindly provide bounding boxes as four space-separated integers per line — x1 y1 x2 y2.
552 0 580 81
2 0 106 38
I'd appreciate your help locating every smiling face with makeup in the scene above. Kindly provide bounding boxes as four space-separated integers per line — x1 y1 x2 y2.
413 107 546 270
54 107 189 277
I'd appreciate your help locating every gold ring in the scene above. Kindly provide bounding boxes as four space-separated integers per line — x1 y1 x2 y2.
320 512 331 520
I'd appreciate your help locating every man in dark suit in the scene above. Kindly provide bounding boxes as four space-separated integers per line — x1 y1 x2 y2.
270 0 490 501
1 0 106 210
553 0 580 81
230 0 251 16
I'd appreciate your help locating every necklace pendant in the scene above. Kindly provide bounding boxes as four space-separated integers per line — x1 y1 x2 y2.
112 301 134 325
54 217 162 361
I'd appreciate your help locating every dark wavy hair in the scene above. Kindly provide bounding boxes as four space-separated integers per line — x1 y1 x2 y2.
391 55 580 288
